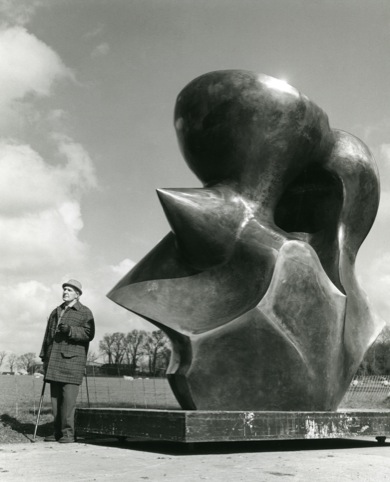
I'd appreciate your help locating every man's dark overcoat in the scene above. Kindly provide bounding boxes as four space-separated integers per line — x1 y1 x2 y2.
39 301 95 385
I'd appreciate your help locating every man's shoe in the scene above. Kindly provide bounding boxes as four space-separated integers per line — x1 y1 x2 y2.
44 434 59 442
58 437 76 444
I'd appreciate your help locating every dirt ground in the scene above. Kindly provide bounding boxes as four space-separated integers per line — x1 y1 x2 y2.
1 436 390 481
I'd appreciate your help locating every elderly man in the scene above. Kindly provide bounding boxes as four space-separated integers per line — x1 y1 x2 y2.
40 279 95 443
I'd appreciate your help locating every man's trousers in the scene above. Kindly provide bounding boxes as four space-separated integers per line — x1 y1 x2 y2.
50 381 79 440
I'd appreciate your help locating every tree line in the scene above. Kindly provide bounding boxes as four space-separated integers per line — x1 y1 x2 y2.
356 326 390 376
97 329 171 376
2 325 390 377
0 329 171 377
0 351 37 374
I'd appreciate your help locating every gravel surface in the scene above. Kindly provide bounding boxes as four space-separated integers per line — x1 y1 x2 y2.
1 437 390 481
1 412 390 481
0 416 52 444
0 423 30 444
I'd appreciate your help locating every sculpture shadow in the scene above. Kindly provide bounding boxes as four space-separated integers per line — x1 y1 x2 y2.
82 437 386 456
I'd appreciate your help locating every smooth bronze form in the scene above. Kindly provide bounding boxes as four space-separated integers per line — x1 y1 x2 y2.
108 71 383 411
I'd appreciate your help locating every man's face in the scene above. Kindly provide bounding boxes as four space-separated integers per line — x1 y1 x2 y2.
63 286 79 304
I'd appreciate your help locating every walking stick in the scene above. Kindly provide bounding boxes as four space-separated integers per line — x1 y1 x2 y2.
33 380 46 441
85 368 90 407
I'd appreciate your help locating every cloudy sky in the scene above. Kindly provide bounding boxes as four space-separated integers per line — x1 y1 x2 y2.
1 0 390 361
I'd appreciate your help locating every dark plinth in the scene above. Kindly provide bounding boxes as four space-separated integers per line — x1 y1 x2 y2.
75 408 390 443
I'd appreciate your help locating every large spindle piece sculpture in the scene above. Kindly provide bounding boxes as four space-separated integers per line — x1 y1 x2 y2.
108 70 383 411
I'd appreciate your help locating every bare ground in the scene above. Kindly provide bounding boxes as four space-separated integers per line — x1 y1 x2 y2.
0 414 53 444
1 436 390 481
1 413 390 481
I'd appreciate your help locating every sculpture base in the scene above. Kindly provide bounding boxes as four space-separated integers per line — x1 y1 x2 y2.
75 408 390 444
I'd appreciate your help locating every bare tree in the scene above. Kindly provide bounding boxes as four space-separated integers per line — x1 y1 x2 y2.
7 353 19 373
111 332 126 363
124 330 147 374
0 351 7 370
377 325 390 343
357 324 390 375
99 334 114 364
160 345 171 370
99 332 125 364
145 330 170 376
18 353 37 373
87 351 100 364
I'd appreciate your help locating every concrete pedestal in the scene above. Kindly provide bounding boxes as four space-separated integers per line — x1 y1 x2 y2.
75 408 390 444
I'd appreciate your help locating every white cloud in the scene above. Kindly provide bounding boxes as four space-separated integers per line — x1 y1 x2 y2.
47 108 68 126
91 42 110 58
0 143 66 214
0 140 96 214
84 24 105 40
0 26 73 116
0 0 43 26
378 144 390 173
0 138 97 275
58 201 84 231
0 280 56 355
369 142 390 192
0 21 106 358
53 135 98 191
377 191 390 218
0 206 86 273
111 258 136 276
0 20 111 358
362 253 390 326
0 280 52 321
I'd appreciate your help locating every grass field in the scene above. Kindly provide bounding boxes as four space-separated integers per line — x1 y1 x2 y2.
0 375 180 425
1 374 389 443
339 376 390 410
1 374 390 425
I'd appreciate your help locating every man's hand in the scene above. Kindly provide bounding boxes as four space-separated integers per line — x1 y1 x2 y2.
58 323 71 335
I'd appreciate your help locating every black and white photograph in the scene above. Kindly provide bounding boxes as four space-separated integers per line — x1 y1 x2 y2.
1 0 390 480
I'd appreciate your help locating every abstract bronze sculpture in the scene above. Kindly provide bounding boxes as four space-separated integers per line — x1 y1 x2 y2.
108 70 383 411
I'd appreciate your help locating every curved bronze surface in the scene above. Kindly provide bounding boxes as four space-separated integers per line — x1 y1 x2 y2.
108 70 383 410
